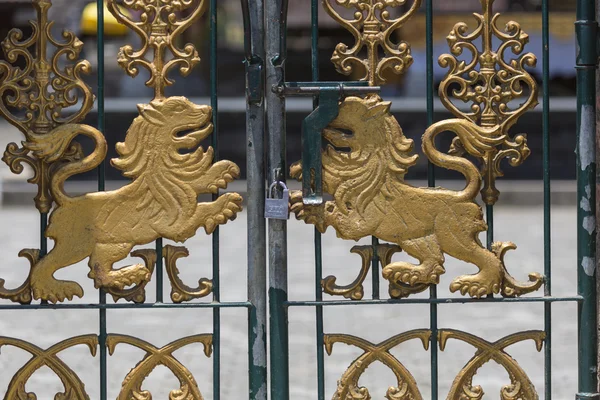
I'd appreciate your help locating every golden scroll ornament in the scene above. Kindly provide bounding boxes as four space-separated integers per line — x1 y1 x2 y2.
107 334 212 400
0 335 98 400
324 330 430 400
0 0 93 213
323 0 422 86
439 329 544 400
290 0 543 299
438 0 538 205
164 244 213 303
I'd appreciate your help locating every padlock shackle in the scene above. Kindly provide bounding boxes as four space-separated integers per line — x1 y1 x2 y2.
268 181 289 197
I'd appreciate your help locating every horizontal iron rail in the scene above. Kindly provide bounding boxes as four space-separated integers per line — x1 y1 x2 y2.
83 96 579 113
285 296 583 307
275 82 380 96
0 301 252 310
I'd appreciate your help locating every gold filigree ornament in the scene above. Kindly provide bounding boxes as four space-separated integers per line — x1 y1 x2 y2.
438 0 538 205
439 329 544 400
290 0 543 299
0 335 98 399
107 334 212 400
163 245 213 303
324 330 430 400
17 0 242 303
323 0 422 86
0 0 93 304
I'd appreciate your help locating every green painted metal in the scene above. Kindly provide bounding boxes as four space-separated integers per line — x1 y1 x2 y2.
576 0 598 397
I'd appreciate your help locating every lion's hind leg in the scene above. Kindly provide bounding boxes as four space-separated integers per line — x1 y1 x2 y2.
381 235 446 286
88 243 151 290
30 243 87 303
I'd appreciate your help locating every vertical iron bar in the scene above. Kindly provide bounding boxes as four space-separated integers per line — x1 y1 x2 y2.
542 0 552 398
242 0 268 397
266 0 290 398
40 214 47 256
155 238 163 302
96 0 107 399
210 0 220 397
486 205 493 250
311 1 326 399
425 0 438 398
575 0 598 396
371 237 380 300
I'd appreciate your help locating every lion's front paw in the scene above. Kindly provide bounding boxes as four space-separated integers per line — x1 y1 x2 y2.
449 273 501 298
31 278 83 303
204 193 243 234
207 161 241 193
382 262 445 286
289 190 328 233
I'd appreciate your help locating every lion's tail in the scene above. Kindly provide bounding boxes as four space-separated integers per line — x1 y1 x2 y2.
25 124 107 205
422 119 486 202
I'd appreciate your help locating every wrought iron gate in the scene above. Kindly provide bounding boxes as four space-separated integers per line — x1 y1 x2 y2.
0 0 597 399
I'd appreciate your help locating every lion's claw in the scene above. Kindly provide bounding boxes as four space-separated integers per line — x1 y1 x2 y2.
449 275 501 298
32 280 83 303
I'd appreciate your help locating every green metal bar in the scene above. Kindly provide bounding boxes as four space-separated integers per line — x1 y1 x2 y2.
486 205 494 249
284 296 583 307
267 0 290 398
210 0 220 397
241 0 267 397
40 214 47 257
311 1 326 398
96 0 107 399
0 302 252 310
575 0 598 396
542 0 552 398
155 238 163 302
371 237 380 299
425 0 438 397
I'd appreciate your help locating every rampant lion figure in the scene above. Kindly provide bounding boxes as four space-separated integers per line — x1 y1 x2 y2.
25 96 242 303
290 96 542 298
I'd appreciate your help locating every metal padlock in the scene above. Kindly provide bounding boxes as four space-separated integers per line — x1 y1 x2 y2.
265 181 290 220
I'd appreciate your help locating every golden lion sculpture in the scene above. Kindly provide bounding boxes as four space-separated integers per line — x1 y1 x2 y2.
25 96 242 303
290 96 542 298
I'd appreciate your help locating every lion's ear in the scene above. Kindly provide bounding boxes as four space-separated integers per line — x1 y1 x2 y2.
137 103 165 126
364 101 391 118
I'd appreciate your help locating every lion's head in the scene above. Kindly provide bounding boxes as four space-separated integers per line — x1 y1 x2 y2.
316 95 418 214
111 96 213 178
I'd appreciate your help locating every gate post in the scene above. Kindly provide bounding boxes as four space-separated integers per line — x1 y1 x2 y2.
576 0 599 397
266 0 290 399
242 0 268 399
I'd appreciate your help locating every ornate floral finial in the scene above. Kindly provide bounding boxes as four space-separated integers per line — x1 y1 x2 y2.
438 0 538 204
108 0 207 100
323 0 422 86
0 0 93 213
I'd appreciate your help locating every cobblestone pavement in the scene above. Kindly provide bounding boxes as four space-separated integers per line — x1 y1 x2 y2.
0 204 579 399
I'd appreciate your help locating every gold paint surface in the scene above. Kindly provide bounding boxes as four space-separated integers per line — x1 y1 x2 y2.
323 0 422 86
107 334 212 400
438 0 537 204
439 329 545 400
0 0 93 213
0 335 98 400
324 330 430 400
24 97 242 303
290 96 542 298
164 244 213 303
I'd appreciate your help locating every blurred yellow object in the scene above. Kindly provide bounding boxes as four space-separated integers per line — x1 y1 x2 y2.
80 2 129 36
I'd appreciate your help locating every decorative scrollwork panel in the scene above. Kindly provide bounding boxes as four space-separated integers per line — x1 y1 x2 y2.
438 0 538 204
439 329 545 400
324 331 430 400
107 334 213 400
0 335 98 400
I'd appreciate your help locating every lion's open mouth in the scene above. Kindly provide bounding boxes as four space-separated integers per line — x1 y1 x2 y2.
323 127 354 156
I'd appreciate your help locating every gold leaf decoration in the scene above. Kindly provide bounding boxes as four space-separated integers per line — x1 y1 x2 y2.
163 245 213 303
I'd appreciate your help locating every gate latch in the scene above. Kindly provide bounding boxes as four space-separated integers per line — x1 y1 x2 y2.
265 181 290 220
275 82 380 205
